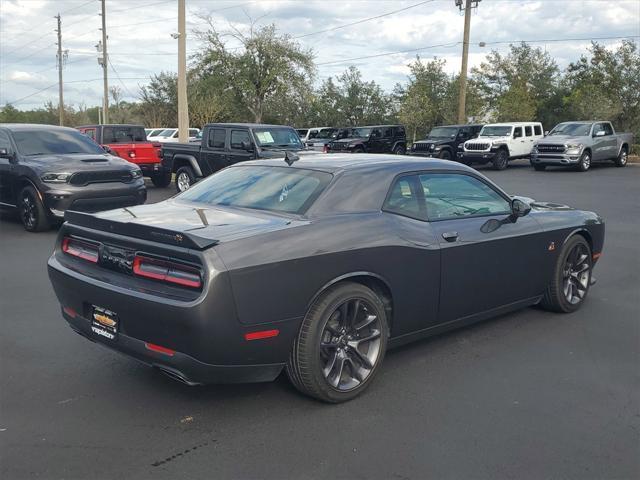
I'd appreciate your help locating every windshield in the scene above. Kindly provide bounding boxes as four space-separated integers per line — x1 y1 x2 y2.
13 129 106 156
178 165 332 215
480 126 512 137
345 128 372 138
158 129 176 137
149 129 164 137
428 127 458 138
314 128 338 139
253 128 303 149
103 126 146 143
549 123 592 136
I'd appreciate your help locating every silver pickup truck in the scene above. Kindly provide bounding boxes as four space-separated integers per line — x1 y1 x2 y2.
531 121 633 172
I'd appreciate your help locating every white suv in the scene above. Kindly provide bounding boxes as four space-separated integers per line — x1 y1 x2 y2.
457 122 544 170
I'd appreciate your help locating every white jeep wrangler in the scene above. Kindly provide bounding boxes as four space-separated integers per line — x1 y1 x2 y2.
457 122 544 170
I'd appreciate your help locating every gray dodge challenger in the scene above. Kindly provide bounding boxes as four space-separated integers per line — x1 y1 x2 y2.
48 154 604 402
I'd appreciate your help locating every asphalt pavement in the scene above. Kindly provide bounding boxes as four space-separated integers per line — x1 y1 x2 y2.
1 160 639 479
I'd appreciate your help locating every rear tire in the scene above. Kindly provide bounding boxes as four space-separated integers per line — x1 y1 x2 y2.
393 145 406 155
491 149 508 170
352 146 365 154
286 282 389 403
175 166 195 193
577 151 591 172
151 172 171 188
18 185 50 232
540 235 592 313
614 147 627 167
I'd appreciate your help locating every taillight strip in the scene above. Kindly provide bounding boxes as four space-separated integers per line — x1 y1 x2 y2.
133 255 202 289
62 237 99 263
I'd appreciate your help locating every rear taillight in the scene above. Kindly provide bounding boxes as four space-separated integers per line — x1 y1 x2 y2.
62 237 99 263
128 150 136 159
132 255 202 289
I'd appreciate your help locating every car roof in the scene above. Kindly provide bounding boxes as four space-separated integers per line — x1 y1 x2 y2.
205 123 293 128
483 122 542 127
433 124 483 128
241 153 473 174
76 124 144 128
0 123 80 132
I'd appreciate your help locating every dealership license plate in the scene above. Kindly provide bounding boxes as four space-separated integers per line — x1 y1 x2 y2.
91 306 118 341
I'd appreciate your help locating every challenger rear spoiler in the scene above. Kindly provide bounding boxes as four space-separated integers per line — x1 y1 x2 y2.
64 210 219 250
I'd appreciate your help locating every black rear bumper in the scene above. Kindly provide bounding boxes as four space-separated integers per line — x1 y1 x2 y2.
63 308 284 385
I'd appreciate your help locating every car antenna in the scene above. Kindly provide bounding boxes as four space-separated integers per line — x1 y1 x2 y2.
284 151 299 166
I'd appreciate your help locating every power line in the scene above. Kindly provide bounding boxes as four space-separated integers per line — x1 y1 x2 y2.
293 0 435 39
108 58 137 99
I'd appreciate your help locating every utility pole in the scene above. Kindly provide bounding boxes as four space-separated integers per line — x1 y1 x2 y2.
99 0 109 124
177 0 189 142
55 14 66 126
456 0 480 124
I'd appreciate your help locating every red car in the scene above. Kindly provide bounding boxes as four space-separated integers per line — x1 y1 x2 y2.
77 124 171 187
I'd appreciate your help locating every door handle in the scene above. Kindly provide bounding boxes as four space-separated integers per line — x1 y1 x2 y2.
442 231 459 242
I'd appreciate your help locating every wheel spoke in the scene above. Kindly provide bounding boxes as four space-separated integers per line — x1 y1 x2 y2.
572 264 589 275
355 314 377 331
330 355 347 388
348 345 373 369
338 302 348 328
349 299 361 328
355 329 381 346
323 350 338 378
320 341 338 351
347 358 364 383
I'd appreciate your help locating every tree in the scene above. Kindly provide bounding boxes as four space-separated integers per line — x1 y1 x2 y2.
472 43 560 125
563 40 640 138
138 72 178 127
194 21 315 123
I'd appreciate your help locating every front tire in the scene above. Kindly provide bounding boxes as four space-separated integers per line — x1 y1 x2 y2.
577 151 591 172
540 235 592 313
614 147 628 167
175 166 195 193
492 149 508 170
18 185 50 232
393 145 406 155
439 150 452 160
286 282 389 403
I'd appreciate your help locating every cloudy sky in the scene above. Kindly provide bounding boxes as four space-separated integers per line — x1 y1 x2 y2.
1 0 639 110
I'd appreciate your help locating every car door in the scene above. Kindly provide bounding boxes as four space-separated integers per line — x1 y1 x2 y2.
600 122 617 159
591 123 608 160
512 126 526 156
0 129 17 205
227 129 255 166
419 172 547 322
203 128 228 175
523 125 535 154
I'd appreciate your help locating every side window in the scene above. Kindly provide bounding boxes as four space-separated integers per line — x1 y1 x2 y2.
84 129 96 140
0 130 12 151
524 126 532 137
603 123 614 135
534 124 542 135
419 174 510 220
208 129 225 149
370 128 382 139
382 127 393 138
513 127 523 138
189 129 199 136
394 126 406 138
592 123 604 136
308 129 319 139
230 130 251 150
383 175 425 221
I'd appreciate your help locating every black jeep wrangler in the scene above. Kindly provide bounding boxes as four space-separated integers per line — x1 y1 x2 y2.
327 125 407 154
408 124 483 160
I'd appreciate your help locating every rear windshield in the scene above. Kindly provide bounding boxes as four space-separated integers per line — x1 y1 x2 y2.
253 128 303 149
13 129 105 156
103 126 146 143
178 165 332 215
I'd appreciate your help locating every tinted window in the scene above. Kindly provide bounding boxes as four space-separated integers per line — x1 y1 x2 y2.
592 123 604 136
230 130 251 150
13 129 105 156
382 127 393 138
602 123 613 135
525 126 532 136
189 129 199 136
208 129 225 149
102 126 146 143
83 128 96 140
395 126 406 137
178 166 332 215
383 175 424 220
534 124 542 135
0 130 11 150
419 174 510 220
513 127 523 138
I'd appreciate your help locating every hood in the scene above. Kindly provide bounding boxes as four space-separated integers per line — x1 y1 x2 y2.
470 136 510 143
71 199 306 249
512 195 574 211
26 153 135 173
537 134 586 145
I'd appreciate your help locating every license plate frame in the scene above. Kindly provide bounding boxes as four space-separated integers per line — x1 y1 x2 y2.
91 305 118 341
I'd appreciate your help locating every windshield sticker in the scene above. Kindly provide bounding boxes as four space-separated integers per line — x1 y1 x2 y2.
279 184 289 202
256 132 274 144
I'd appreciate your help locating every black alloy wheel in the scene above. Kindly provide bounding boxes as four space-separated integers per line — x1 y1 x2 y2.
287 282 388 403
18 185 50 232
492 149 508 170
541 235 592 313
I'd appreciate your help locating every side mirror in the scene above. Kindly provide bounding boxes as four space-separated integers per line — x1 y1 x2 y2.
594 130 606 137
511 198 531 218
0 147 15 161
241 140 254 152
